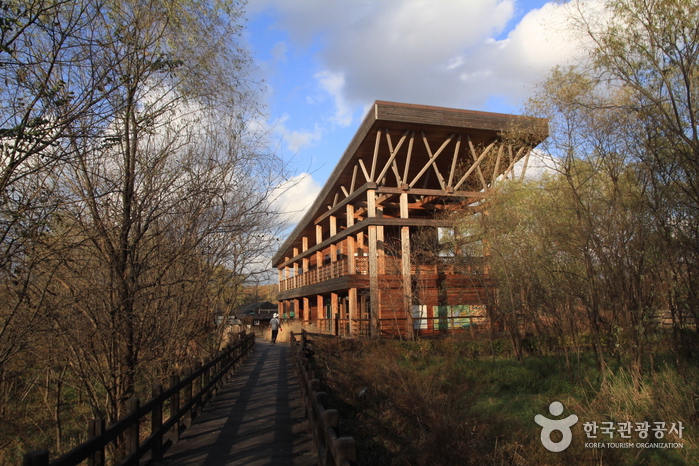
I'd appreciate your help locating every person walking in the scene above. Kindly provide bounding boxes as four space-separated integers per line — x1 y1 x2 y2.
270 313 282 344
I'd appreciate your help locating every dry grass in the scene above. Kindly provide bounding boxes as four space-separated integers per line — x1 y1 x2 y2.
307 336 698 466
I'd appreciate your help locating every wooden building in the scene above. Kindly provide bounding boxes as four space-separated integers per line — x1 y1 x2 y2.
273 101 547 338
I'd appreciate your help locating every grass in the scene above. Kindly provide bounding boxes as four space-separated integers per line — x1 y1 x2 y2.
308 335 699 465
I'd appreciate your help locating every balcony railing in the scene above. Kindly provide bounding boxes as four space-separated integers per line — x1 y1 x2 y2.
301 316 489 338
279 257 486 292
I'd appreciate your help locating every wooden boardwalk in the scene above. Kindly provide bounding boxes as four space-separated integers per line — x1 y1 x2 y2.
160 340 316 465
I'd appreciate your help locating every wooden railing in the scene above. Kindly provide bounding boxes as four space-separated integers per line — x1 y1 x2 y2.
23 333 255 466
303 316 489 338
289 331 356 466
279 257 486 291
279 260 351 291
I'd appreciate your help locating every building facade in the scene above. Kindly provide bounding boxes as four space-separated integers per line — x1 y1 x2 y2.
273 101 547 338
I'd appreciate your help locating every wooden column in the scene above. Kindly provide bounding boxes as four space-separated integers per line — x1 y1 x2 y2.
349 288 358 336
330 215 337 236
303 297 310 323
346 204 355 227
317 295 324 322
316 225 323 270
347 235 356 274
368 225 379 339
401 226 412 339
400 192 413 338
367 189 376 218
377 225 385 274
331 292 339 334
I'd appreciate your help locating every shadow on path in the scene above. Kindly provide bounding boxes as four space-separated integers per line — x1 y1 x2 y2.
161 341 314 466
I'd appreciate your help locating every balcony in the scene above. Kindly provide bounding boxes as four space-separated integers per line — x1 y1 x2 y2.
278 256 486 292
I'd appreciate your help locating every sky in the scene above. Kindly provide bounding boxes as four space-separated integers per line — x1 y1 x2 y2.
241 0 591 228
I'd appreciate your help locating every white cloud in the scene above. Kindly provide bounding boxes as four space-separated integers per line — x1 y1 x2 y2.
314 70 353 127
271 173 322 227
248 0 596 116
265 114 322 153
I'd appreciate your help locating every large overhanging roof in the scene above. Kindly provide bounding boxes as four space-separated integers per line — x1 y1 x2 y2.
273 101 547 266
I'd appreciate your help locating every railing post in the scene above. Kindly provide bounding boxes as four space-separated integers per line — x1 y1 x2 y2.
23 450 48 466
183 367 193 427
193 361 202 418
88 418 105 466
202 358 211 404
334 313 339 336
126 397 140 457
151 384 163 463
170 374 180 441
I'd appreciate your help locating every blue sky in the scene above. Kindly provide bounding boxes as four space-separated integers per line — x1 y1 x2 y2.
241 0 588 226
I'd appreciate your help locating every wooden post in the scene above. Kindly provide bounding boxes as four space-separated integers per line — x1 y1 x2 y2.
193 362 202 417
377 224 385 274
368 225 379 339
367 189 376 218
346 204 354 227
88 418 105 466
347 235 356 274
329 215 337 237
126 398 140 457
401 225 413 339
331 292 338 332
151 385 163 463
317 295 324 329
205 356 212 391
348 288 358 336
183 367 193 428
169 374 180 440
23 451 48 466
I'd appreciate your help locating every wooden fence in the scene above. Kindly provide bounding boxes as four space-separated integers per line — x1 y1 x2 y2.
23 332 255 466
289 331 356 466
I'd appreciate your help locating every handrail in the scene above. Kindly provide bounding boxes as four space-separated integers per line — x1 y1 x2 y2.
289 331 356 466
299 316 489 338
23 333 255 466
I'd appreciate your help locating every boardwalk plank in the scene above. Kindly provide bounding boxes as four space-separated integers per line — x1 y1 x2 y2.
162 341 316 465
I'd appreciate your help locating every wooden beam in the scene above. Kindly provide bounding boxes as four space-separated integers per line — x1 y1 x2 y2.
350 164 358 194
491 144 503 185
409 133 454 188
467 135 490 191
402 131 415 185
377 129 409 185
370 129 382 182
447 135 461 189
358 159 370 183
454 140 495 190
502 145 526 180
520 147 532 181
